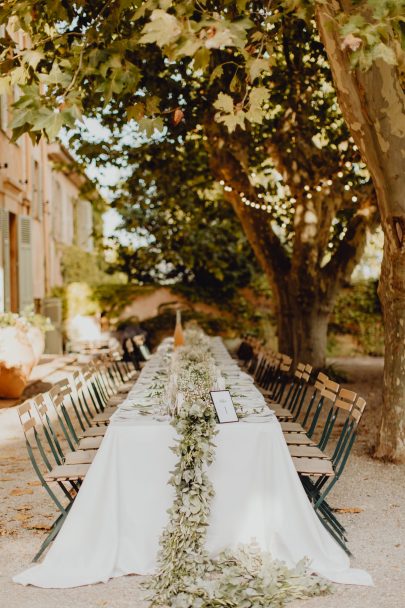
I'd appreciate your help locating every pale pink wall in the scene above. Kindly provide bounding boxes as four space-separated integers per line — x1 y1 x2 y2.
119 287 226 322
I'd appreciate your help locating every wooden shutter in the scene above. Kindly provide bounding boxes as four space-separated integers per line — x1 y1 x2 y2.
0 26 7 132
30 157 36 218
0 209 11 311
18 215 33 312
85 201 93 251
0 94 7 131
37 163 44 220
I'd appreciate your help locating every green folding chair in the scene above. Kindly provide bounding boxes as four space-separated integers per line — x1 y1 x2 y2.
296 395 367 554
17 399 89 561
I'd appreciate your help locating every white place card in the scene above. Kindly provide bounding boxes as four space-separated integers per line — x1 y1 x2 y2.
210 390 239 424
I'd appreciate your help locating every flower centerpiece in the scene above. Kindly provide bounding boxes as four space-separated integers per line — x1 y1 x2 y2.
0 307 53 398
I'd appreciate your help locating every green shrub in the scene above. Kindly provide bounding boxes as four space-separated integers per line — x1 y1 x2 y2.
329 280 384 356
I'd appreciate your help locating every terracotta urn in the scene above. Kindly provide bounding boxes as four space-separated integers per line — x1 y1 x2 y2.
0 326 36 398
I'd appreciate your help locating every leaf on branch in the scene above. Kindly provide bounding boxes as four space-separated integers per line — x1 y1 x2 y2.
138 116 164 137
249 86 269 108
205 27 234 49
22 49 45 69
173 107 184 125
32 110 66 140
10 65 28 86
215 110 246 133
139 9 182 47
341 33 362 52
127 102 145 121
213 92 234 114
247 57 271 81
236 0 249 10
371 42 397 65
209 64 224 84
333 507 364 514
38 61 71 87
193 47 210 71
146 95 160 114
173 36 201 58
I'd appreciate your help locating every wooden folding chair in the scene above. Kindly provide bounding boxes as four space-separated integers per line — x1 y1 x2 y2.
260 354 292 405
81 364 123 423
268 363 313 421
281 373 339 434
50 377 107 443
17 399 89 561
34 393 97 466
296 394 366 554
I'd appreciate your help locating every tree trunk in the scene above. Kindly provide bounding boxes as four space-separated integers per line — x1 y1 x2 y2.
275 279 331 368
293 307 330 370
316 4 405 461
375 241 405 461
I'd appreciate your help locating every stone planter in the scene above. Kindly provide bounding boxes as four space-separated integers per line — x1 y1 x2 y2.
0 326 37 399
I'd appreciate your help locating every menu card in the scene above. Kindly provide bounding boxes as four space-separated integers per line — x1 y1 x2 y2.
210 390 238 423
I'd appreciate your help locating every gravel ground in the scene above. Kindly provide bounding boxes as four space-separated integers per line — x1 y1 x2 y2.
1 356 404 608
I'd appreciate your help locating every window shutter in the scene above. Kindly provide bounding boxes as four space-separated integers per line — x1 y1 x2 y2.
76 200 87 248
85 201 93 251
0 209 11 311
0 95 7 131
37 164 44 220
0 26 7 132
30 158 36 218
18 215 33 312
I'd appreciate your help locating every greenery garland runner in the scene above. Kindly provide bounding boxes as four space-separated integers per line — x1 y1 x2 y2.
146 330 331 607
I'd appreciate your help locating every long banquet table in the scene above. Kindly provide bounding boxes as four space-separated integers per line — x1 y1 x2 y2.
14 337 372 588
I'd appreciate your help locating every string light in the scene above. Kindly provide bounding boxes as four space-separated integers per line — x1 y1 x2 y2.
218 164 360 216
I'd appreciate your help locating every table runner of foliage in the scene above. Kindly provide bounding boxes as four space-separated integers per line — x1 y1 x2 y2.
145 330 330 607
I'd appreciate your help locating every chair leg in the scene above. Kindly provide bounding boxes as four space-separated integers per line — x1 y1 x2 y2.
32 502 73 562
316 510 353 557
300 476 347 539
316 500 348 540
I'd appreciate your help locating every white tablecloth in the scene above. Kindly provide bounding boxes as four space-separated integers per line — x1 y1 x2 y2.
14 338 372 588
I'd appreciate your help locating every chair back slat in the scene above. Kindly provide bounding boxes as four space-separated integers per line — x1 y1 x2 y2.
335 387 357 411
352 396 366 422
22 416 37 432
280 355 292 373
321 387 338 402
302 364 312 382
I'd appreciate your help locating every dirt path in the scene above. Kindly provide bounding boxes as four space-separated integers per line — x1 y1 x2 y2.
1 357 404 608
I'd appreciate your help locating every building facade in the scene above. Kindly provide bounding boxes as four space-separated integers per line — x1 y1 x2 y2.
0 100 96 315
